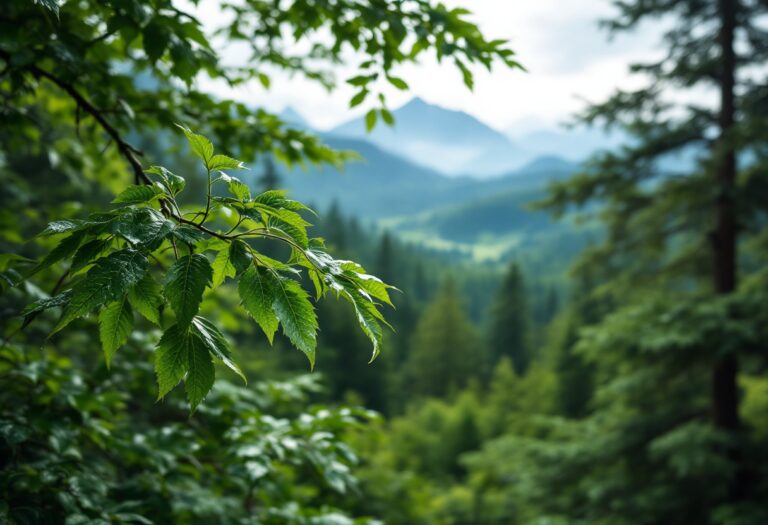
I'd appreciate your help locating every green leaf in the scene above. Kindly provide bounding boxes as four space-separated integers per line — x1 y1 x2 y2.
111 208 173 247
128 274 163 325
71 238 111 273
112 185 161 206
155 324 192 399
38 220 81 237
171 226 205 245
365 109 378 132
186 335 215 411
386 75 409 90
272 276 318 368
342 286 384 362
30 230 86 276
346 74 375 87
349 89 368 108
98 296 133 367
380 108 395 126
169 39 197 83
164 253 212 329
238 265 280 344
227 177 251 201
229 240 253 275
353 272 395 307
208 154 245 171
455 58 474 90
261 208 310 248
252 190 312 213
177 125 214 168
22 290 72 328
143 20 170 63
191 316 246 383
211 247 235 288
53 250 148 334
146 166 185 195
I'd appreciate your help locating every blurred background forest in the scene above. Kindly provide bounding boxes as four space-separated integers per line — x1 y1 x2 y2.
2 0 768 524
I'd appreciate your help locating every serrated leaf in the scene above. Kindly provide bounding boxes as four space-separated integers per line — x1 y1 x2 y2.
264 210 310 249
128 274 163 325
165 253 212 328
146 166 185 195
341 286 384 362
229 240 253 275
308 269 324 299
155 324 192 399
112 185 160 205
238 266 279 344
252 190 311 213
21 290 73 328
355 274 394 307
191 316 246 383
211 247 235 288
186 337 215 410
177 125 214 167
171 226 204 245
99 296 133 367
272 276 318 368
227 177 251 201
38 220 81 237
30 230 86 276
111 208 173 248
71 238 111 273
208 155 245 171
53 250 148 334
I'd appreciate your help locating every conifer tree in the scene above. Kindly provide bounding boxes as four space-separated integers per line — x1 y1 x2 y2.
537 0 768 520
488 262 531 374
404 279 483 398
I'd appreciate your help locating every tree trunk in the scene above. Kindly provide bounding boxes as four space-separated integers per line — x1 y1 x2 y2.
712 0 742 497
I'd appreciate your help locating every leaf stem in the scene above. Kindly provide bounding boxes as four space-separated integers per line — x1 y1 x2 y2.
199 168 213 226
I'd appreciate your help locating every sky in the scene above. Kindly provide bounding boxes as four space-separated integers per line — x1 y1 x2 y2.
195 0 666 135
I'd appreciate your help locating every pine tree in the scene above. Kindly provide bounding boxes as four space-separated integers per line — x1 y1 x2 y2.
403 279 483 398
323 201 347 252
535 0 768 521
375 231 396 285
487 262 531 374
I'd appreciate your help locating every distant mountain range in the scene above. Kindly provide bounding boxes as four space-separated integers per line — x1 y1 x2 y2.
277 135 578 220
330 97 526 177
255 98 615 263
327 97 626 178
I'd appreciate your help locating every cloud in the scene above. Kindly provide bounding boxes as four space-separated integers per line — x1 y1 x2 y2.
191 0 666 132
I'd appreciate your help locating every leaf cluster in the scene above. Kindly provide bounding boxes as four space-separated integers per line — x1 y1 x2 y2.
22 128 395 410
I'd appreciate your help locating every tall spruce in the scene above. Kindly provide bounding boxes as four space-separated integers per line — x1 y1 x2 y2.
404 279 483 398
488 262 531 374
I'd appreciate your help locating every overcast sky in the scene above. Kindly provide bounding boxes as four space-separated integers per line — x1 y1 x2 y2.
195 0 666 134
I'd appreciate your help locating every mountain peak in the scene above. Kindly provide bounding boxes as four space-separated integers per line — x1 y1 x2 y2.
329 96 519 177
401 96 431 109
